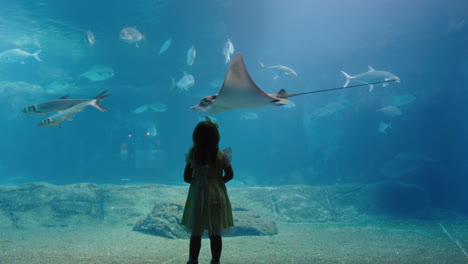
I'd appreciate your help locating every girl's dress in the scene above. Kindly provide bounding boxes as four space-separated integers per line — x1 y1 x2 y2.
181 148 234 235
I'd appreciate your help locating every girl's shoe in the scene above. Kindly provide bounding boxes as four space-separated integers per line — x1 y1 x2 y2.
186 260 198 264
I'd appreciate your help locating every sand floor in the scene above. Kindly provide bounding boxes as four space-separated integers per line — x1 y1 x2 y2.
0 220 467 264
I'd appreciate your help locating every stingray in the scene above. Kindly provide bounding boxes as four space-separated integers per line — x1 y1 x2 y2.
191 53 400 114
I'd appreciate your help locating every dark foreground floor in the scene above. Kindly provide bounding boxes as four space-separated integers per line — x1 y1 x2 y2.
0 220 467 264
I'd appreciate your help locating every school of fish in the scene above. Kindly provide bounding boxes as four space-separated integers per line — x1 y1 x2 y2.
11 25 405 128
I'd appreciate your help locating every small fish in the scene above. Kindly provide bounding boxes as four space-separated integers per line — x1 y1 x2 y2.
119 27 144 47
378 122 392 134
159 38 172 55
149 102 168 112
23 91 110 114
45 79 75 94
76 65 115 83
171 73 195 92
341 66 400 92
133 105 149 114
187 45 196 66
38 91 111 128
312 102 346 118
0 49 41 63
222 38 234 64
241 112 259 120
86 30 96 46
378 105 402 117
259 62 298 79
390 94 416 106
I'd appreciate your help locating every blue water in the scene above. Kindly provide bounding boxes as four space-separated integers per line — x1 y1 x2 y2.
0 0 466 214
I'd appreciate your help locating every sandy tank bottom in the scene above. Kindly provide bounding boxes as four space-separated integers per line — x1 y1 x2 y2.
0 220 467 264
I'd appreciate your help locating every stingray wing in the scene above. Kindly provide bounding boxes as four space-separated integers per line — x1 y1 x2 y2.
211 53 276 112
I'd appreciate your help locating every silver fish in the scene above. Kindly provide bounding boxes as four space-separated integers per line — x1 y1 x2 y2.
45 79 75 94
390 94 416 106
241 112 259 120
133 105 149 114
38 91 111 128
23 91 110 114
222 39 234 64
0 49 41 63
187 45 196 66
149 102 168 112
87 31 96 46
259 62 298 79
378 105 402 117
159 38 172 55
119 27 144 47
76 65 115 83
341 66 400 92
171 73 195 92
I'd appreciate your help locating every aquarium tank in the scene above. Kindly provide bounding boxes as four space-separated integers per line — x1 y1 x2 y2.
0 0 467 263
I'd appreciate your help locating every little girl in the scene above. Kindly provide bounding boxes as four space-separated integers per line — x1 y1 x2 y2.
181 121 234 264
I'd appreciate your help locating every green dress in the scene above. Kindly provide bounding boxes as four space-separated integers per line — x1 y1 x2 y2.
181 149 234 235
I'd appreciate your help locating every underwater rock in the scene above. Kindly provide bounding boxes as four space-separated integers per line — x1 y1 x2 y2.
230 206 278 236
0 182 434 230
0 183 102 228
133 202 188 239
102 185 186 226
133 202 278 239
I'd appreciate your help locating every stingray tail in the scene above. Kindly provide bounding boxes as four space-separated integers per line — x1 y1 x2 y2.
340 71 352 88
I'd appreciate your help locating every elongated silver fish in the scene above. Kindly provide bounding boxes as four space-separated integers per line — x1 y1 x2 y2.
222 39 234 64
0 49 41 63
187 45 196 66
259 62 297 79
87 30 96 47
159 38 172 55
38 91 111 128
23 91 110 114
341 66 400 92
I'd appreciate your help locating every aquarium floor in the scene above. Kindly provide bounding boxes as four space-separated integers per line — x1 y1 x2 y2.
0 221 467 264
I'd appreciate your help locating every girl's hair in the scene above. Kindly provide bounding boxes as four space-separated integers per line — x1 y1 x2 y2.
189 121 220 166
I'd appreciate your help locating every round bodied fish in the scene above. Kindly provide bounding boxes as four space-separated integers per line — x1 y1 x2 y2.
378 105 402 117
87 30 96 46
77 65 115 83
171 73 195 92
149 102 168 112
120 27 144 47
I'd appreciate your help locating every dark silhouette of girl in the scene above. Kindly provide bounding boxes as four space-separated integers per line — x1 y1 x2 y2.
181 121 234 264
